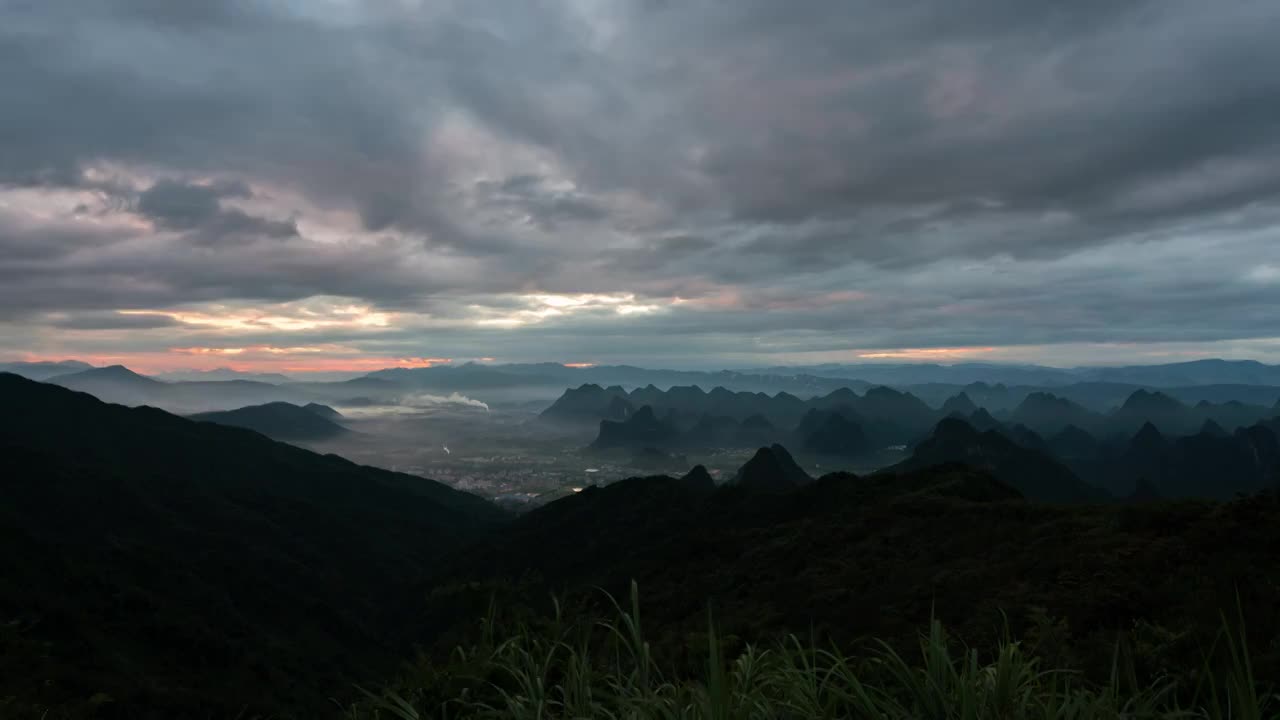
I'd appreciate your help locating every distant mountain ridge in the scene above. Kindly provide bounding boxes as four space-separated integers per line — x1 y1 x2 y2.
563 383 1280 458
10 358 1280 417
0 359 92 380
189 401 348 441
750 358 1280 388
554 383 936 440
154 368 296 383
884 418 1109 503
49 363 161 388
37 364 315 413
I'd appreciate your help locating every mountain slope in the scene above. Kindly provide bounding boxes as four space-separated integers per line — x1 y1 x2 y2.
0 359 93 380
590 405 680 450
0 373 504 715
435 462 1280 688
189 401 349 441
731 444 814 492
884 418 1109 502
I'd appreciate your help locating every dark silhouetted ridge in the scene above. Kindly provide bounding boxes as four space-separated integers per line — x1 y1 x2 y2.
591 405 679 449
885 418 1107 503
190 401 349 441
731 444 813 492
679 464 716 492
0 373 503 714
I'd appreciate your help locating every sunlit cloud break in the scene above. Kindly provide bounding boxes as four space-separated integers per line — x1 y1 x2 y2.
475 293 663 329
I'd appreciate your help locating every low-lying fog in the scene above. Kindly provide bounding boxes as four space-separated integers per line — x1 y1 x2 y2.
303 402 772 509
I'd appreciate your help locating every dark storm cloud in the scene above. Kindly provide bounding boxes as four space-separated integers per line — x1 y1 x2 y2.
647 1 1280 262
474 175 610 231
3 0 1280 363
135 180 297 240
47 312 181 331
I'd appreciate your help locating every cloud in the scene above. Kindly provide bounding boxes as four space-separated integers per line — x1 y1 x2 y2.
47 311 182 330
134 179 297 241
2 0 1280 367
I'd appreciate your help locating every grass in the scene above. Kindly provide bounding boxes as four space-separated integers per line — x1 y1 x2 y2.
349 583 1277 720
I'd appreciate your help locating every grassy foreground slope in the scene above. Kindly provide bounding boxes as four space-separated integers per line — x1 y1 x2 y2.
356 585 1276 719
426 465 1280 692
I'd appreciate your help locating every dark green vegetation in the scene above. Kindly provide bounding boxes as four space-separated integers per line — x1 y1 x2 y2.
189 401 349 441
433 466 1279 688
3 373 1280 718
354 587 1275 719
0 373 503 718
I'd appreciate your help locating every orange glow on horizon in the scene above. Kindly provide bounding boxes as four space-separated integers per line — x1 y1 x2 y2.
856 347 998 360
563 362 596 368
14 351 454 375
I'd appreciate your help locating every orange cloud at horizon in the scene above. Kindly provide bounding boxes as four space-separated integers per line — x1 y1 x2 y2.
856 346 998 360
14 349 454 375
562 362 596 368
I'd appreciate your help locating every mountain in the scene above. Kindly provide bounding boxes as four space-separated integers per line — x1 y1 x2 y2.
998 423 1050 453
540 383 632 423
547 373 1280 445
154 368 295 383
968 407 1001 431
1126 421 1170 465
9 366 1280 714
1193 400 1274 433
798 409 870 457
0 373 504 715
38 364 321 413
436 461 1280 695
563 383 938 447
1115 422 1280 500
189 401 349 441
1199 418 1228 437
685 413 742 446
769 358 1280 388
1010 392 1099 434
679 464 716 492
853 386 937 430
1112 390 1193 433
730 444 813 492
363 363 875 404
0 359 92 380
303 402 343 419
885 418 1108 502
1047 424 1100 459
1080 359 1280 387
626 384 809 426
772 362 1076 386
590 405 680 450
940 391 978 416
49 363 160 388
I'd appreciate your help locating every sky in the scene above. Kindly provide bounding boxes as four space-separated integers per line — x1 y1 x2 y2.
2 0 1280 373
